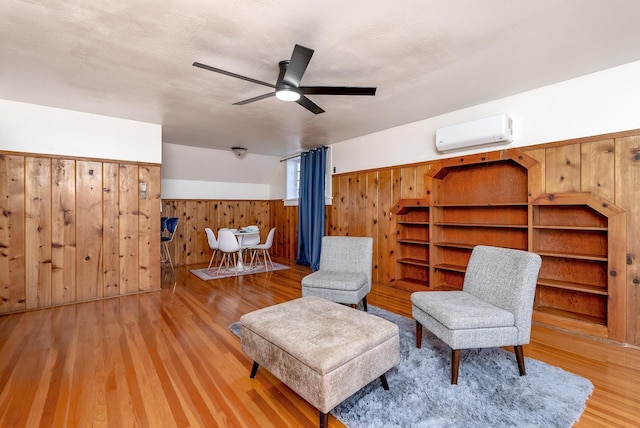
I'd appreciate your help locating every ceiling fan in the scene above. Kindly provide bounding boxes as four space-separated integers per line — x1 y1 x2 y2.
193 44 376 114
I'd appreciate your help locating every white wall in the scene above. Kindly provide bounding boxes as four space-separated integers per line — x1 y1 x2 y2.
161 178 271 200
331 60 640 174
161 142 283 200
0 99 161 163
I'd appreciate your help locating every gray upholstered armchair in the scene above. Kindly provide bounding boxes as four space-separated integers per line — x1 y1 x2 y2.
301 236 373 311
412 245 542 384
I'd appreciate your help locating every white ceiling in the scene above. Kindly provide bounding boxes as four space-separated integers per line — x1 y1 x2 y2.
2 1 640 158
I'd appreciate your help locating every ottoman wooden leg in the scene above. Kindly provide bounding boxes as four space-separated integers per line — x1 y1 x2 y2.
250 361 259 378
380 373 389 390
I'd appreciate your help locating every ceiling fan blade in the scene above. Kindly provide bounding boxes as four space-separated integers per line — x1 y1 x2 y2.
282 44 314 87
299 86 377 96
193 62 275 88
296 95 325 114
233 92 276 105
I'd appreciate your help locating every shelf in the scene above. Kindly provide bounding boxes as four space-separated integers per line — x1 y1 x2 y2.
536 250 608 262
397 239 429 246
393 278 430 292
429 285 461 291
434 203 528 207
397 258 429 267
533 306 607 327
537 278 608 295
391 198 431 290
432 241 474 250
434 222 528 229
433 263 466 273
533 225 607 231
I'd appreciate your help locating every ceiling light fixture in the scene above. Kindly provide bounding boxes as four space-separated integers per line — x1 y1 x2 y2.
275 89 300 102
231 147 248 159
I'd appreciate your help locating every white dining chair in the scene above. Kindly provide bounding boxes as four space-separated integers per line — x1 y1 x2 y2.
217 229 241 275
205 228 219 269
250 227 276 271
239 230 261 264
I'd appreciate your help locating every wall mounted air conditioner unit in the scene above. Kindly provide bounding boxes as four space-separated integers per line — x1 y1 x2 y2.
435 114 513 152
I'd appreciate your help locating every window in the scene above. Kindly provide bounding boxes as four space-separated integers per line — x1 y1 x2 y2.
284 151 332 206
285 157 301 204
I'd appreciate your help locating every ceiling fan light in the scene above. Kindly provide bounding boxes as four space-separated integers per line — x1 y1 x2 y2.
275 89 300 102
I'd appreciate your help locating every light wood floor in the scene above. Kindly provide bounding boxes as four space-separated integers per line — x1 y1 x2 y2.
1 258 639 427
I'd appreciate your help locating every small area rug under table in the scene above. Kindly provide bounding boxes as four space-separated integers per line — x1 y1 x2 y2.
229 305 593 428
190 262 289 281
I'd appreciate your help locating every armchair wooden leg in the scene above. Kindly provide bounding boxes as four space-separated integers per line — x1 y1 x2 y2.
514 345 526 376
416 321 423 348
451 349 460 385
362 296 368 312
319 411 328 428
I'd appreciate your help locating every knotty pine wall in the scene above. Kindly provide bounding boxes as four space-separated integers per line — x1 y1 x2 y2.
0 152 161 314
159 200 331 265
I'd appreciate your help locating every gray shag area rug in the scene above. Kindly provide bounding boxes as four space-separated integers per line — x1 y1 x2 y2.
230 305 593 427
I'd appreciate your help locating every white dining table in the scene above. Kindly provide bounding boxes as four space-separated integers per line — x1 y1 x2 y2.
232 229 259 271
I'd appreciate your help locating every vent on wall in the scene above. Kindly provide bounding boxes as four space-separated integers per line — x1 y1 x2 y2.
435 114 513 152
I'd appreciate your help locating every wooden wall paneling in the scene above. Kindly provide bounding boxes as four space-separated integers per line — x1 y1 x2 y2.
207 201 220 232
545 144 581 193
137 166 161 292
366 171 379 283
333 175 350 235
523 148 546 196
238 201 252 228
615 136 640 344
607 210 627 342
350 173 367 237
261 201 271 246
391 167 402 205
0 154 26 313
287 205 298 260
103 163 120 297
219 201 235 230
328 175 339 234
377 169 393 286
273 203 297 260
400 166 416 198
76 161 103 301
175 200 190 267
268 201 281 256
25 157 52 309
581 139 615 201
194 201 208 264
205 200 221 262
181 200 195 265
415 164 431 199
51 159 76 305
118 164 139 295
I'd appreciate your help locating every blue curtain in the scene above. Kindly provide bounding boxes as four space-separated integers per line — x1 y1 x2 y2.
296 146 327 270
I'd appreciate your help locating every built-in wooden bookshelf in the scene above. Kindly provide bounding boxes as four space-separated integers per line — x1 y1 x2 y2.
389 199 430 292
388 149 627 341
428 150 538 290
531 192 626 341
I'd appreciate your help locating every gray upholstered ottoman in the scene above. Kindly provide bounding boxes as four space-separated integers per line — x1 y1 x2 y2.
240 296 400 428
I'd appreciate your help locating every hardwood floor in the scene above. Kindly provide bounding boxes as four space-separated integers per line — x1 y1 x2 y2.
1 258 639 427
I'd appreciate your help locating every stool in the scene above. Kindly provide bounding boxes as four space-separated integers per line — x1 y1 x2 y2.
240 296 400 427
